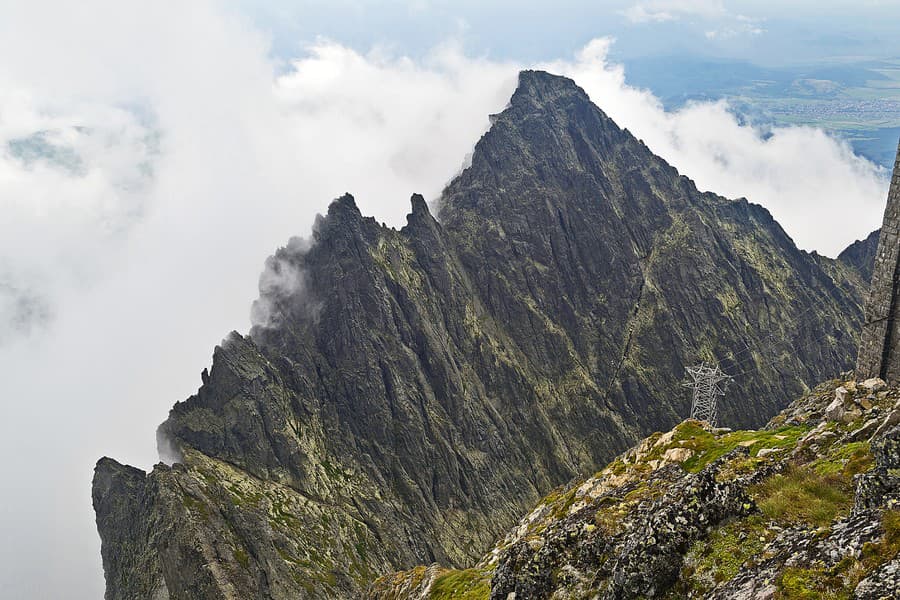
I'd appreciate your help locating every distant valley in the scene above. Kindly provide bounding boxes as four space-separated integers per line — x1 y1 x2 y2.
623 55 900 169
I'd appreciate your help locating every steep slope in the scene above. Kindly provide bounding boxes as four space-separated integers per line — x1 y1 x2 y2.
839 229 880 283
370 377 900 599
94 71 867 599
438 70 862 432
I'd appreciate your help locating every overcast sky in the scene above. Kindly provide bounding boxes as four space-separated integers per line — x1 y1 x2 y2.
233 0 900 65
0 1 898 598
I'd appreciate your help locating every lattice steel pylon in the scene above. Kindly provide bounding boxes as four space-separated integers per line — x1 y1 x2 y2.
682 362 732 428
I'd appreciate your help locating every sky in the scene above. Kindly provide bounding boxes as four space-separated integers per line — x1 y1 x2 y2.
0 1 898 597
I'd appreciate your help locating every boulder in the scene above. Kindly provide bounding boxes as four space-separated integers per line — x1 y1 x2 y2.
854 424 900 512
663 447 694 462
849 419 881 442
860 378 887 393
825 395 847 422
853 558 899 600
855 397 874 411
872 405 900 439
842 406 864 425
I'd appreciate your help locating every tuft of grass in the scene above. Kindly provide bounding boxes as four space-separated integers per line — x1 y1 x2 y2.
752 440 874 528
777 567 848 600
811 442 873 478
676 515 770 596
429 568 491 600
751 465 851 527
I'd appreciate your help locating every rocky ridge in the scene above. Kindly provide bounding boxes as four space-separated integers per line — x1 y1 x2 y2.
94 70 871 599
838 229 880 284
369 378 900 599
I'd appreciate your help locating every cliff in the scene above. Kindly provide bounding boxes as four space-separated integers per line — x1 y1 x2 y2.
838 229 880 284
93 70 869 599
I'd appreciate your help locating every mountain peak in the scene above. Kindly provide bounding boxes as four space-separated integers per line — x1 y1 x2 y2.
511 70 588 108
326 192 360 217
438 68 641 218
93 69 869 600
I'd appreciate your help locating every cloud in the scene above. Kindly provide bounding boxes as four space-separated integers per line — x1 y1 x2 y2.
0 6 517 598
621 0 727 23
541 38 886 257
0 4 887 599
250 236 315 330
622 1 765 40
706 14 766 39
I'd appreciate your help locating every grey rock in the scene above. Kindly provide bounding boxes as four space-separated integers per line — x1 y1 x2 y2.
93 70 869 599
855 424 900 512
854 558 900 600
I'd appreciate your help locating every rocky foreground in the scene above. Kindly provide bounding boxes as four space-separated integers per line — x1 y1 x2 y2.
368 378 900 599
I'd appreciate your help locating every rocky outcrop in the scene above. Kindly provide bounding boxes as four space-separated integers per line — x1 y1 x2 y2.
838 229 880 284
92 459 168 600
857 138 900 382
94 71 869 598
856 418 900 511
372 380 900 599
94 448 400 599
489 450 760 599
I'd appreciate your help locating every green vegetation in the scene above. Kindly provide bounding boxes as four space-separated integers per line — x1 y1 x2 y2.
777 567 848 600
680 515 770 594
635 420 807 474
811 442 873 478
681 425 807 473
858 510 900 574
429 568 491 600
540 485 580 521
752 466 851 527
234 547 251 570
181 493 211 518
752 440 873 527
773 512 899 599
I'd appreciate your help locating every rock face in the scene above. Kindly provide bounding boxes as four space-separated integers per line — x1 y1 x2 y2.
838 228 880 284
371 380 900 600
94 71 868 599
857 139 900 382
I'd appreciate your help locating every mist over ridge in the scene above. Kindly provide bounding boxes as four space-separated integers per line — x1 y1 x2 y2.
0 2 895 598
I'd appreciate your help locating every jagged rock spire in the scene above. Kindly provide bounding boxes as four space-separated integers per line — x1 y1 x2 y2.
858 139 900 381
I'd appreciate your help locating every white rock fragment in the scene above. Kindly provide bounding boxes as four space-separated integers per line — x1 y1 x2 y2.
653 429 676 449
825 397 846 422
860 377 886 393
663 447 694 462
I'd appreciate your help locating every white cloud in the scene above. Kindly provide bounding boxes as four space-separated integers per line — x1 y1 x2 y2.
706 14 766 39
622 0 766 40
541 38 886 256
0 6 517 598
0 4 887 600
622 0 727 23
